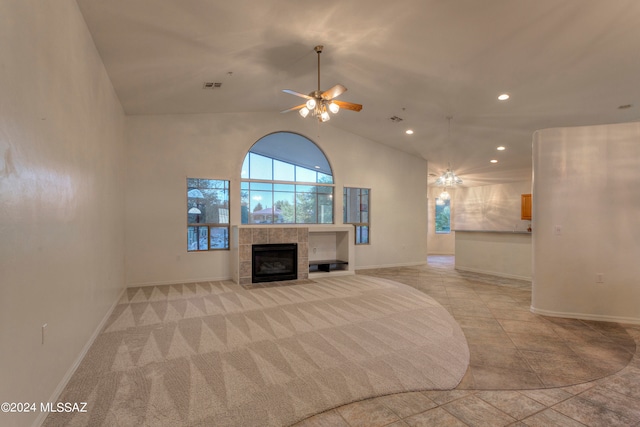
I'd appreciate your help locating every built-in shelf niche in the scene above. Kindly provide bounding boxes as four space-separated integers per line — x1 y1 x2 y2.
308 225 355 277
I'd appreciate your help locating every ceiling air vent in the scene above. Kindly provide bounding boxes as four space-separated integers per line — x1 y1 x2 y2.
202 82 222 90
389 116 404 123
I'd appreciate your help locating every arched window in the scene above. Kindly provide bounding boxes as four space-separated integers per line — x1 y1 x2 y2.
241 132 334 224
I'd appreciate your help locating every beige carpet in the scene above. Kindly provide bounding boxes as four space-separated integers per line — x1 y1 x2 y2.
44 275 469 427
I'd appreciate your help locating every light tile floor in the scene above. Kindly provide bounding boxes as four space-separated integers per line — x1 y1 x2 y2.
293 256 640 427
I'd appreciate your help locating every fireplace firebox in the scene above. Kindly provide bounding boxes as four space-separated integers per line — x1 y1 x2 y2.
252 243 298 283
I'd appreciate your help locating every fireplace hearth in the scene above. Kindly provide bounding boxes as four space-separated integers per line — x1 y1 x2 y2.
252 243 298 283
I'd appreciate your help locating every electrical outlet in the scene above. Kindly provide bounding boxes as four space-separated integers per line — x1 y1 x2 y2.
596 273 604 283
42 323 48 344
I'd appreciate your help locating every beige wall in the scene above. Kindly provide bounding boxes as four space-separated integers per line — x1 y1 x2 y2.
532 122 640 324
454 181 533 232
125 113 428 285
0 1 126 426
126 113 427 285
428 181 533 255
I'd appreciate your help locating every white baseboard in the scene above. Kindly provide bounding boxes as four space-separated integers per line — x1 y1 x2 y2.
355 260 427 270
127 275 232 287
530 306 640 325
309 270 355 279
454 265 532 282
33 285 127 427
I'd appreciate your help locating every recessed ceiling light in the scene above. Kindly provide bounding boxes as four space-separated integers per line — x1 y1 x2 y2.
498 94 510 101
497 146 506 151
490 159 498 163
405 129 414 135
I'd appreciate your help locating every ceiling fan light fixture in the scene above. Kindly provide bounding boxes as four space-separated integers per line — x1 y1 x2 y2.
281 46 362 123
306 98 316 110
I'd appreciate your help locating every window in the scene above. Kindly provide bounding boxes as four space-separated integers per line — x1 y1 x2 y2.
435 198 451 234
241 132 334 224
344 187 370 244
187 178 230 251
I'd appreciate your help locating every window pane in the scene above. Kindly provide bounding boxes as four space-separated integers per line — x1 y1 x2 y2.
295 184 316 193
187 178 230 249
295 166 317 183
249 152 273 180
435 198 451 234
318 193 333 224
274 191 295 224
187 226 198 251
360 191 369 223
250 190 273 224
295 191 317 223
343 187 359 223
241 185 249 224
248 132 332 181
273 159 295 181
241 132 335 225
195 226 208 250
317 172 333 184
209 227 229 249
201 191 228 224
316 185 333 194
249 182 272 191
355 225 369 244
344 187 370 244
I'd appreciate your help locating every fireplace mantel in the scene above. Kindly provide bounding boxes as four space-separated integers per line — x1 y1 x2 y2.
230 226 308 285
230 225 355 284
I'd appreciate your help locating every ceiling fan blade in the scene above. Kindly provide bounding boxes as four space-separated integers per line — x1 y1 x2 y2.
280 104 306 114
282 89 312 99
321 84 347 100
333 100 363 112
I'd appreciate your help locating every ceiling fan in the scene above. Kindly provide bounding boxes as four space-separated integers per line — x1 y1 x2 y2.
281 45 362 122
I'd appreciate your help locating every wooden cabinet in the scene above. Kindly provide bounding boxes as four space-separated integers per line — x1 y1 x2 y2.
521 194 532 220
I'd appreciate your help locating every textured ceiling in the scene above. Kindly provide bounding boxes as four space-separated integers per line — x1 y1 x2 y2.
76 0 640 186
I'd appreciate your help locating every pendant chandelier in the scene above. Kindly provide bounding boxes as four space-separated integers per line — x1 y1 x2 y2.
438 188 451 201
435 167 462 187
436 116 462 199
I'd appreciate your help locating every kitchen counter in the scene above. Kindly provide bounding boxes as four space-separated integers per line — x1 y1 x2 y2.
454 230 532 281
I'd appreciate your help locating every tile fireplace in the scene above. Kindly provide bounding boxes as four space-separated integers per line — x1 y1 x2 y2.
231 227 308 285
252 243 298 283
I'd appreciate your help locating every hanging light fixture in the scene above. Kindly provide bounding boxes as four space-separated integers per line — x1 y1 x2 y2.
436 116 463 187
298 96 339 122
435 167 463 186
282 46 363 123
439 188 451 201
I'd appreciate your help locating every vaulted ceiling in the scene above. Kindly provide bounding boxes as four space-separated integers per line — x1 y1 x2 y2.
76 0 640 186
